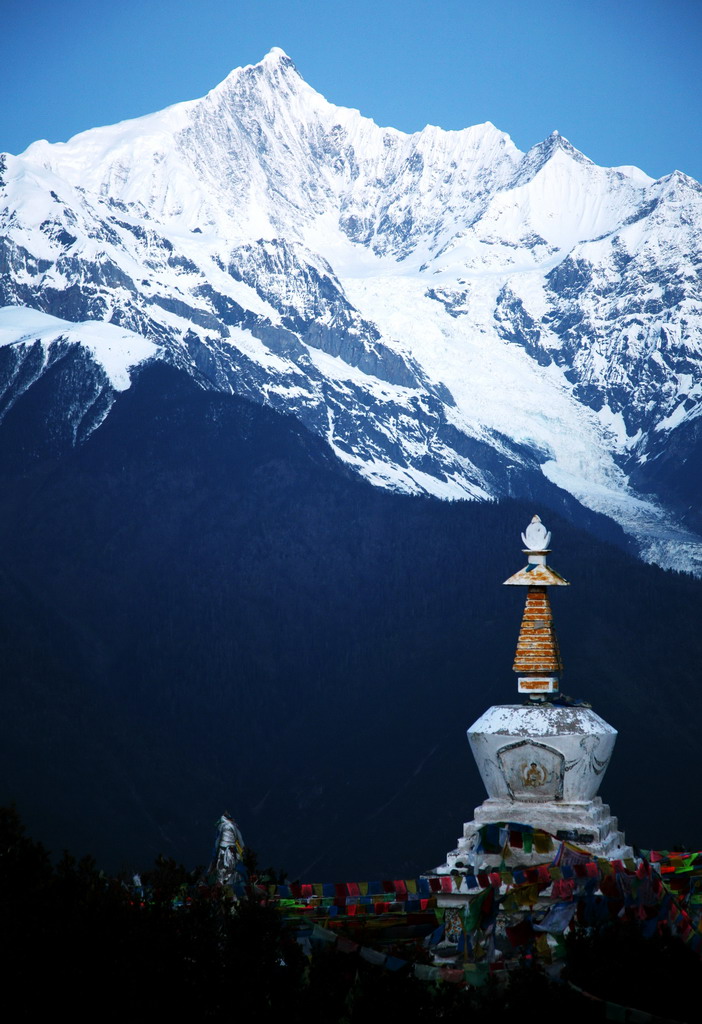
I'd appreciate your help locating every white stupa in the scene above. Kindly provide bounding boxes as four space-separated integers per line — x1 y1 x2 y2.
443 515 632 870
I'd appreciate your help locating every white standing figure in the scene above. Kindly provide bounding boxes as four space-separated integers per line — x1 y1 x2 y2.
214 812 245 886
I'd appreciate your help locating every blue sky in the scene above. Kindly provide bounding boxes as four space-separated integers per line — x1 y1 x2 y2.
2 0 700 180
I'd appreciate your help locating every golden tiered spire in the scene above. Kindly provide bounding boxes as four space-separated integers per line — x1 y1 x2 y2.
512 587 563 675
503 515 569 699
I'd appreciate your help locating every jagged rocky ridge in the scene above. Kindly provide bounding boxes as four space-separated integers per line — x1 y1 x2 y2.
1 49 702 570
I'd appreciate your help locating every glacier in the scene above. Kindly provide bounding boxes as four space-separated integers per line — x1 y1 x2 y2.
1 47 701 571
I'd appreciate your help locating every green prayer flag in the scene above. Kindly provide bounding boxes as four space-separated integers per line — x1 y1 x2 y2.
464 962 490 987
463 887 491 932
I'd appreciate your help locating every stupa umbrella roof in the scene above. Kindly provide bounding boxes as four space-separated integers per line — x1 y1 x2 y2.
503 563 569 586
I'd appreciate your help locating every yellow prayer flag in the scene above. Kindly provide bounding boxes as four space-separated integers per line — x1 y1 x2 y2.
501 891 521 913
514 884 540 907
533 832 553 854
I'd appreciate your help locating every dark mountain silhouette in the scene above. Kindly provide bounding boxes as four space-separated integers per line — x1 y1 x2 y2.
1 363 700 877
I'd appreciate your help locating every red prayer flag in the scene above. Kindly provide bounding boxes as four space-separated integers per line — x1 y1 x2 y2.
440 968 464 984
506 919 534 947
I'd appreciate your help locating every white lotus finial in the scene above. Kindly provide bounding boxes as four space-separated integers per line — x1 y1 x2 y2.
521 514 551 551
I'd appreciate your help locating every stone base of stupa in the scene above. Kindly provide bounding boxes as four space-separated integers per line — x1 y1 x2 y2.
436 795 632 873
433 701 634 870
431 519 636 878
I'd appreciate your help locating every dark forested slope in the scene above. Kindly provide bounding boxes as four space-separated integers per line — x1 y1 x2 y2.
1 363 700 877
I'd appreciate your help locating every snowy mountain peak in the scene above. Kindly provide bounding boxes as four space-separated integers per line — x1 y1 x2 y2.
210 45 303 99
510 130 593 188
659 168 702 194
263 45 293 62
2 51 702 574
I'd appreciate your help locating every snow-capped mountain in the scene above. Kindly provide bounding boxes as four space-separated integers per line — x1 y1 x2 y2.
2 48 702 571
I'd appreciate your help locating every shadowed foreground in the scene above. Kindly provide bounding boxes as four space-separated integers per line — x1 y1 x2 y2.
3 807 700 1023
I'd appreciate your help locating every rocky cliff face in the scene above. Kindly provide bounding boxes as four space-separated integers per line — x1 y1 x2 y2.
1 49 701 570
